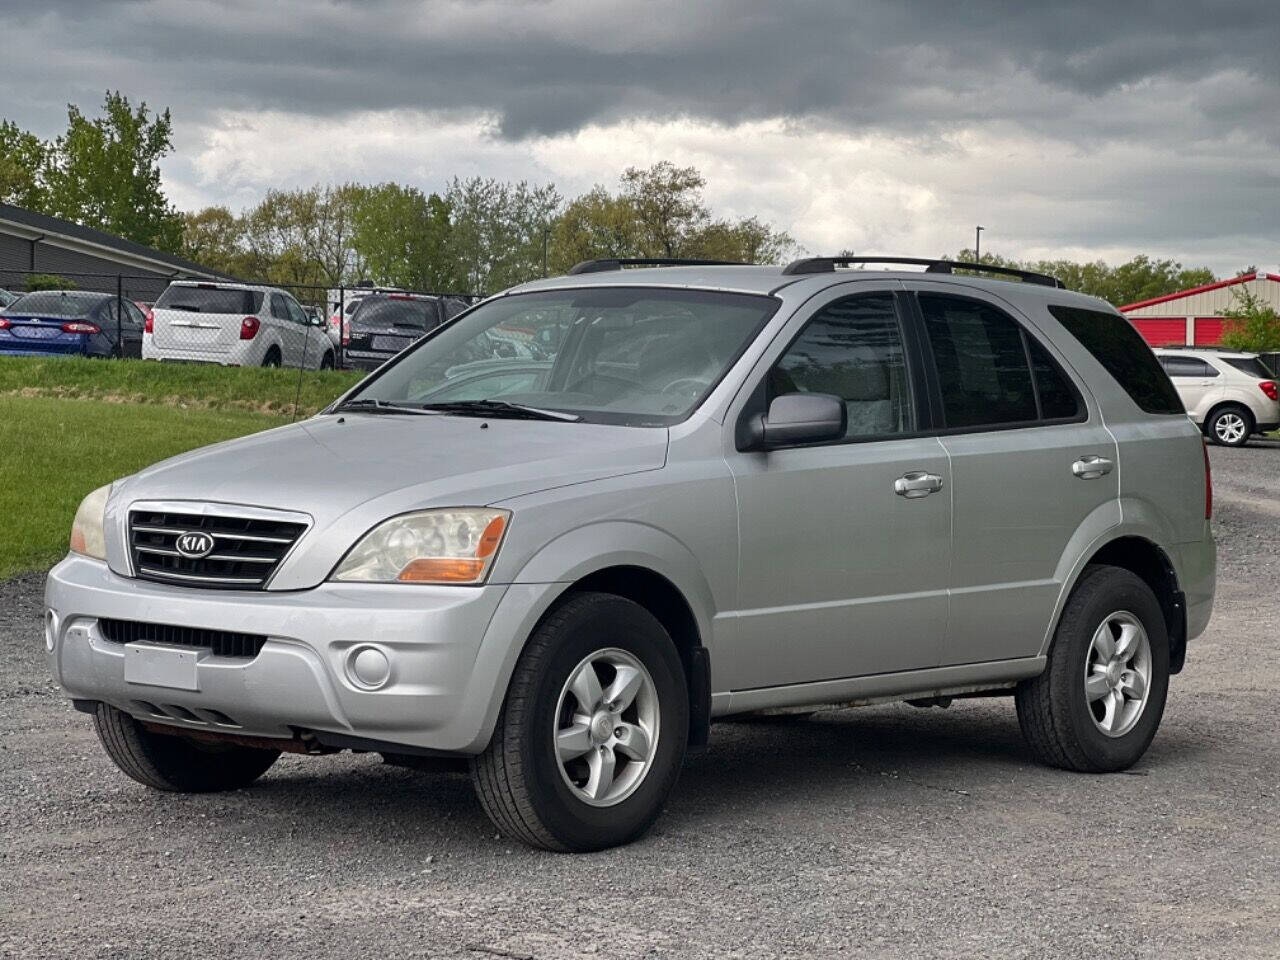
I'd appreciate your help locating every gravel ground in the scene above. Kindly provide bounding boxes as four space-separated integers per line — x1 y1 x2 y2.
2 443 1277 959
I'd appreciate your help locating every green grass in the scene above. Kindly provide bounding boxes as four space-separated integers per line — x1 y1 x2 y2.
0 356 361 417
0 395 288 579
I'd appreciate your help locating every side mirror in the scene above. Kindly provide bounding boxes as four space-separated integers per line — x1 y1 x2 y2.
744 393 846 450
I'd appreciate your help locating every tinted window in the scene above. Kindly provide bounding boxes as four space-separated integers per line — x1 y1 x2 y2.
6 292 105 318
155 285 264 314
919 294 1037 428
1162 356 1215 378
352 298 438 330
1028 337 1081 420
1049 306 1182 415
770 293 914 438
1223 356 1275 379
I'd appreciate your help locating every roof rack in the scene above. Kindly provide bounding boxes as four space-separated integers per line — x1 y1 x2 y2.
780 256 1065 289
566 257 748 275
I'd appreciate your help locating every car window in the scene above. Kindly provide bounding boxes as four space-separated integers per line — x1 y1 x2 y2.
424 368 549 402
6 291 104 318
769 293 914 439
352 298 437 329
1162 356 1215 378
285 298 308 325
918 294 1038 428
155 285 264 314
269 294 290 320
1221 356 1274 379
1027 337 1082 420
1049 305 1183 415
123 301 145 329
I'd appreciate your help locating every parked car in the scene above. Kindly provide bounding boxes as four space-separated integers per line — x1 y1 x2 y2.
46 257 1215 852
1154 347 1279 446
0 290 145 359
0 288 21 309
343 293 466 370
144 281 335 369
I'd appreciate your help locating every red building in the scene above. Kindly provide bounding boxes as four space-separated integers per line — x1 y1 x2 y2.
1119 271 1280 347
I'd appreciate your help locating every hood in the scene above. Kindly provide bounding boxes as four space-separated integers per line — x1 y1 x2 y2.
108 413 668 587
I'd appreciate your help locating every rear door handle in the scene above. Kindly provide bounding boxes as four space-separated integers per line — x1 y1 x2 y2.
1072 455 1114 479
894 471 944 498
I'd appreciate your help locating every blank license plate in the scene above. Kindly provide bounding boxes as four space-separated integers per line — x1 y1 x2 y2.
123 642 202 691
372 335 411 352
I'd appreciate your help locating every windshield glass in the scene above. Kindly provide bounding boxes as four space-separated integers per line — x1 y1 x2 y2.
155 285 265 314
7 292 104 318
346 287 779 425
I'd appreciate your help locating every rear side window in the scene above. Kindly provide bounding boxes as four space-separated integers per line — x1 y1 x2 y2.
156 286 264 314
1222 356 1276 379
1049 306 1182 414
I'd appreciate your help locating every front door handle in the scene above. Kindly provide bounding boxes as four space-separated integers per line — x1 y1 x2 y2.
894 471 944 498
1072 455 1114 479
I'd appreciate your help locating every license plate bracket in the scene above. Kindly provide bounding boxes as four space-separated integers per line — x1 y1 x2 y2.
123 642 203 691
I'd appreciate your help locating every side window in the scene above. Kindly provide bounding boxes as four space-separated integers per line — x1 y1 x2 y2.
123 302 144 329
269 294 289 320
1027 337 1081 420
1163 356 1212 378
1048 305 1182 415
918 294 1038 428
769 293 914 439
286 298 307 325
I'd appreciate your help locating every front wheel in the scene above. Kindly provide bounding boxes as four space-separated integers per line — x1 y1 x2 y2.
93 704 280 791
1207 405 1251 446
470 592 688 852
1016 565 1169 772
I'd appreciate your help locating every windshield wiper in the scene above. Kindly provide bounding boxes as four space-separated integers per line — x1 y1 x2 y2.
332 398 437 416
418 400 581 422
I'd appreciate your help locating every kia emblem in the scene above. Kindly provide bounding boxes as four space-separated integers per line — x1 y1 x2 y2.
175 531 216 559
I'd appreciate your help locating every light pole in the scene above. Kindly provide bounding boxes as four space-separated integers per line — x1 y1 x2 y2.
975 225 984 262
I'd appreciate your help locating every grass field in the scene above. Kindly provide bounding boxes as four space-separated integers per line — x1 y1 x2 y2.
0 356 361 417
0 395 291 580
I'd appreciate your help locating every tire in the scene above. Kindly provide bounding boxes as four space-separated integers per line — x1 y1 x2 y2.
1016 565 1170 773
319 350 335 370
93 703 280 792
1206 404 1252 447
261 347 282 368
470 592 689 852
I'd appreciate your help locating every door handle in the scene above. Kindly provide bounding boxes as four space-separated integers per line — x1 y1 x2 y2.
1072 455 1114 479
894 471 944 498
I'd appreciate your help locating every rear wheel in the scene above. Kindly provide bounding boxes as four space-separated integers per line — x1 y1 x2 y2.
319 350 335 370
261 347 282 368
470 593 688 852
93 704 280 792
1016 566 1169 772
1207 405 1251 446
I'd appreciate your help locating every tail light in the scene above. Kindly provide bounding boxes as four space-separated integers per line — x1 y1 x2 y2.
1259 380 1278 402
144 313 154 334
0 319 10 330
1203 441 1212 520
61 322 101 334
342 317 351 346
240 316 260 340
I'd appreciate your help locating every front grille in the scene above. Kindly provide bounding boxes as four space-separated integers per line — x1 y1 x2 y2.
98 618 268 659
128 509 306 589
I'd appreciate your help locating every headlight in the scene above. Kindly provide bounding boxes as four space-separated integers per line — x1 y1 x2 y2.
69 483 111 560
331 508 510 584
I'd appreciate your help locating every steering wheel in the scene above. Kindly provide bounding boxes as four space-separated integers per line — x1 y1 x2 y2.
662 377 711 398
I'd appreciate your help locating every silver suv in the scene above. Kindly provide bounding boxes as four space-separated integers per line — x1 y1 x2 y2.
46 256 1216 851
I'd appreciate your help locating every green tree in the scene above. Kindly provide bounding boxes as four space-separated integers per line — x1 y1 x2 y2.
547 186 643 272
1220 287 1280 353
0 120 49 209
445 177 561 294
181 206 253 277
24 273 75 291
352 183 458 290
42 92 184 252
241 184 368 288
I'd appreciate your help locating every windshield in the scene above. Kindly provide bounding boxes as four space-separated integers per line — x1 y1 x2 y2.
7 292 104 318
155 285 265 314
345 287 779 426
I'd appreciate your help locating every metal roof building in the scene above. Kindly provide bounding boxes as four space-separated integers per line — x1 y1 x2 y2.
1119 271 1280 346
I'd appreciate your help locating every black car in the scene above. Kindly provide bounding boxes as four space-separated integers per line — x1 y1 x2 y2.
343 294 468 370
0 290 146 359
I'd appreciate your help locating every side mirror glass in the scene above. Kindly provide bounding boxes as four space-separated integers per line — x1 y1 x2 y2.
745 393 846 450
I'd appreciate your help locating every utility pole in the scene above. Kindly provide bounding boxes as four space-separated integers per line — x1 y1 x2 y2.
975 225 984 262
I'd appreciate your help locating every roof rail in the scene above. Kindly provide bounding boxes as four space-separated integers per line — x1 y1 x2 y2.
566 257 748 275
780 256 1065 289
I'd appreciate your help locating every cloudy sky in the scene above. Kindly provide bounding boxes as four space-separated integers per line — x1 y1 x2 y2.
3 0 1278 275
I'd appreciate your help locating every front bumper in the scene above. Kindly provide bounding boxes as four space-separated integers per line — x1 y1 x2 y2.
45 554 536 753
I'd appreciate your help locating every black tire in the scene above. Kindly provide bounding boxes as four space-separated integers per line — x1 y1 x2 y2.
1016 565 1170 773
1205 404 1252 447
470 592 688 852
93 703 280 792
261 347 282 368
319 350 335 370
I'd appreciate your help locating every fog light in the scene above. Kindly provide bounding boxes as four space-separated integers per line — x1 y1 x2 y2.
45 610 59 652
346 645 391 690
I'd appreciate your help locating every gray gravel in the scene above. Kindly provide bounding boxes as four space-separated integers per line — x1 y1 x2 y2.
2 443 1278 959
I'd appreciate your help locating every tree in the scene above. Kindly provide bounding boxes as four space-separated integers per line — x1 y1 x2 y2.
181 206 252 277
621 162 710 257
41 92 184 253
547 186 643 272
241 184 368 288
0 120 49 209
445 177 561 294
352 183 458 290
25 273 75 291
1220 287 1280 353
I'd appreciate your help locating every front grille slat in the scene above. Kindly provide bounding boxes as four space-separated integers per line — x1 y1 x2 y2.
128 509 306 590
98 618 268 659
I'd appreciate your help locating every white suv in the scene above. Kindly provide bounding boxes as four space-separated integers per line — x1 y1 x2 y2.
1154 348 1279 446
145 282 335 369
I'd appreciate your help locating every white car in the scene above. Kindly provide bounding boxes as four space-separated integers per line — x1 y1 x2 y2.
1155 348 1279 446
145 282 336 369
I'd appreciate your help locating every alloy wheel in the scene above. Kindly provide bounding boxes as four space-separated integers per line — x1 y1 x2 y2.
1084 611 1152 738
1214 412 1246 444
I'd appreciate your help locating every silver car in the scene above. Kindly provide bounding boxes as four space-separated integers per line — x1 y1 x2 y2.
46 256 1216 851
